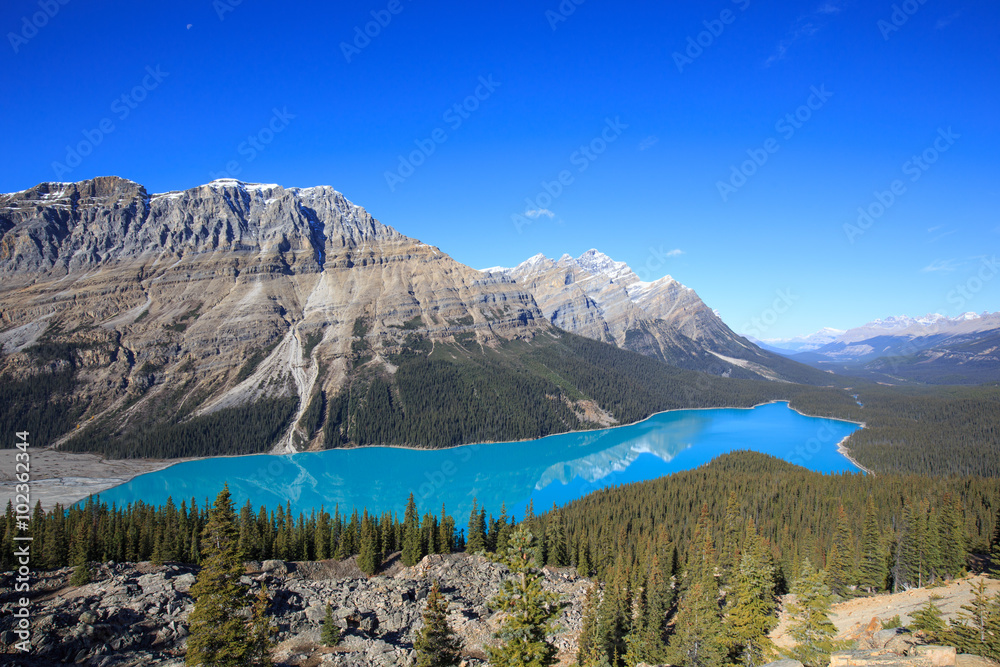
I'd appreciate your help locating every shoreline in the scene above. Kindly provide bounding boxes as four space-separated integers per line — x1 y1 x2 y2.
12 398 867 509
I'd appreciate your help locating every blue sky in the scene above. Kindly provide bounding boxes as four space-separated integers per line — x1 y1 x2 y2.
2 0 997 338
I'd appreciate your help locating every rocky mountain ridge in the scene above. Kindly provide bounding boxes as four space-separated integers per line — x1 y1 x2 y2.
486 249 828 383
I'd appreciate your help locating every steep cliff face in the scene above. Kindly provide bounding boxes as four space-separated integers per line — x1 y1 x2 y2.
487 250 822 383
0 177 543 454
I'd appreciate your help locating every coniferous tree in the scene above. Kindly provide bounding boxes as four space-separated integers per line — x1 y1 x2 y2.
826 505 855 597
246 584 275 666
321 604 341 647
720 491 742 582
783 559 838 667
667 509 723 667
577 584 603 666
466 499 486 554
69 520 91 587
414 580 462 667
486 526 562 666
186 485 254 667
723 522 777 667
545 509 567 567
357 512 380 575
947 579 1000 661
990 504 1000 576
402 494 422 566
857 497 885 593
911 597 946 642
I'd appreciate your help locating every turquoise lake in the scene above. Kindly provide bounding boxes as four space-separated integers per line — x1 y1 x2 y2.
92 402 862 520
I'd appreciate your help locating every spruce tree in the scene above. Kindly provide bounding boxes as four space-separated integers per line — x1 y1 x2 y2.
466 499 486 553
414 580 462 667
948 579 1000 660
246 584 275 667
783 559 839 667
357 512 380 575
667 510 723 667
186 485 255 667
990 504 1000 577
321 604 341 646
723 523 777 667
826 505 855 597
911 597 946 642
486 526 562 666
402 494 422 566
857 496 886 593
69 520 91 586
577 583 603 665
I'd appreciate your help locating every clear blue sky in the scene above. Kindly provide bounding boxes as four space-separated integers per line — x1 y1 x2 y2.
2 0 997 338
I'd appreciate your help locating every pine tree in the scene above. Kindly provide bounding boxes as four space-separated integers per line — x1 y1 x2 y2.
667 510 723 667
402 494 422 566
783 559 839 667
321 604 341 646
466 499 486 554
414 580 462 667
577 538 592 578
577 583 602 665
486 526 562 666
545 509 567 566
246 584 275 666
911 597 946 642
990 504 1000 577
857 497 886 593
720 491 742 582
69 519 92 586
826 505 855 597
948 579 1000 660
357 512 380 575
186 485 254 667
723 522 777 667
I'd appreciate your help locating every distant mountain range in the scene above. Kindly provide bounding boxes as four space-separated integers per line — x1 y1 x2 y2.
758 312 1000 384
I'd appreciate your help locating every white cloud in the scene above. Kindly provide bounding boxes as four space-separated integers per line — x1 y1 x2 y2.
638 135 660 151
524 209 555 219
921 258 962 273
666 248 684 257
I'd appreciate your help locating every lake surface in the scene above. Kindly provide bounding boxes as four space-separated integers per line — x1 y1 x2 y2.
92 402 861 521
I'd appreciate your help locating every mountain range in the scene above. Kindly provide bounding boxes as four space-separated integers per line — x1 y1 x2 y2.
0 177 838 459
758 312 1000 384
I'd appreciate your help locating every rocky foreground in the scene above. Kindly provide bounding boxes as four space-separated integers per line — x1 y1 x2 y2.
0 553 590 666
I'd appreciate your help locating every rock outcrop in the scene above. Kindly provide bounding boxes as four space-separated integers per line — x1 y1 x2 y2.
0 553 590 666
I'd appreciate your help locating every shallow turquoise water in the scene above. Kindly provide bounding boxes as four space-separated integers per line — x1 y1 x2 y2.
92 402 861 520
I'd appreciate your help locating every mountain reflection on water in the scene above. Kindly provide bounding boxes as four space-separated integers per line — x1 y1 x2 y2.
91 402 860 521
